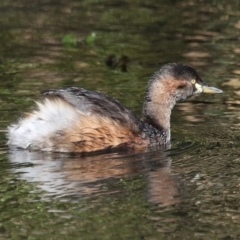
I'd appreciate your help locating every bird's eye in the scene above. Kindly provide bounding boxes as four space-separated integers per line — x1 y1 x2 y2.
191 79 196 84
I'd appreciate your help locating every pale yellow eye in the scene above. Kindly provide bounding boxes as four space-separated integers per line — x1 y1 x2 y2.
191 79 196 84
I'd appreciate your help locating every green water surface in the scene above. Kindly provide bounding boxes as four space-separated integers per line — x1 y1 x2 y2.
1 0 240 239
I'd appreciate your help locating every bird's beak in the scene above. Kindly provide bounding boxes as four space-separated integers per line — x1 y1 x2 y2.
195 83 223 94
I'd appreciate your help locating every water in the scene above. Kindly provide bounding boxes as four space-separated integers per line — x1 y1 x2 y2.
1 0 240 239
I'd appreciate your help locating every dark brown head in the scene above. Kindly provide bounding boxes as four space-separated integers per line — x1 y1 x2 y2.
144 63 222 107
142 63 222 136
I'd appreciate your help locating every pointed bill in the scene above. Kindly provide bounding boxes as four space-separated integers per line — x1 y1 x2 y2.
195 83 223 94
202 85 223 94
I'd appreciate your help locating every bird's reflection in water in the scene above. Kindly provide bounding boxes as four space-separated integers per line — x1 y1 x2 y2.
8 149 179 206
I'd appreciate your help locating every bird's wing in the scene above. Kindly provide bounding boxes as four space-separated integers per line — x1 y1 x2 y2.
42 87 142 134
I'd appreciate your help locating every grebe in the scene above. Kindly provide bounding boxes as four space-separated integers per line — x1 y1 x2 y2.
7 63 222 153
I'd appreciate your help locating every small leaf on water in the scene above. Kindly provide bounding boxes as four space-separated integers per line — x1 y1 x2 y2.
61 34 77 47
85 32 96 44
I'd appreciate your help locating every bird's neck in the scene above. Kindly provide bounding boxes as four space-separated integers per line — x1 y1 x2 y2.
143 103 173 141
142 85 176 142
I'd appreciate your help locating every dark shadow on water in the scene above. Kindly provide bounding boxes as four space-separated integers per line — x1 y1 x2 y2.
8 149 180 206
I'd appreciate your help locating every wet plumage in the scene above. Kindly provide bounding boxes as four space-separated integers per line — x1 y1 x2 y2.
7 63 222 153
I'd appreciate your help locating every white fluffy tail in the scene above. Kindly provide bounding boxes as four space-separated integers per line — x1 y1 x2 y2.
7 98 80 150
